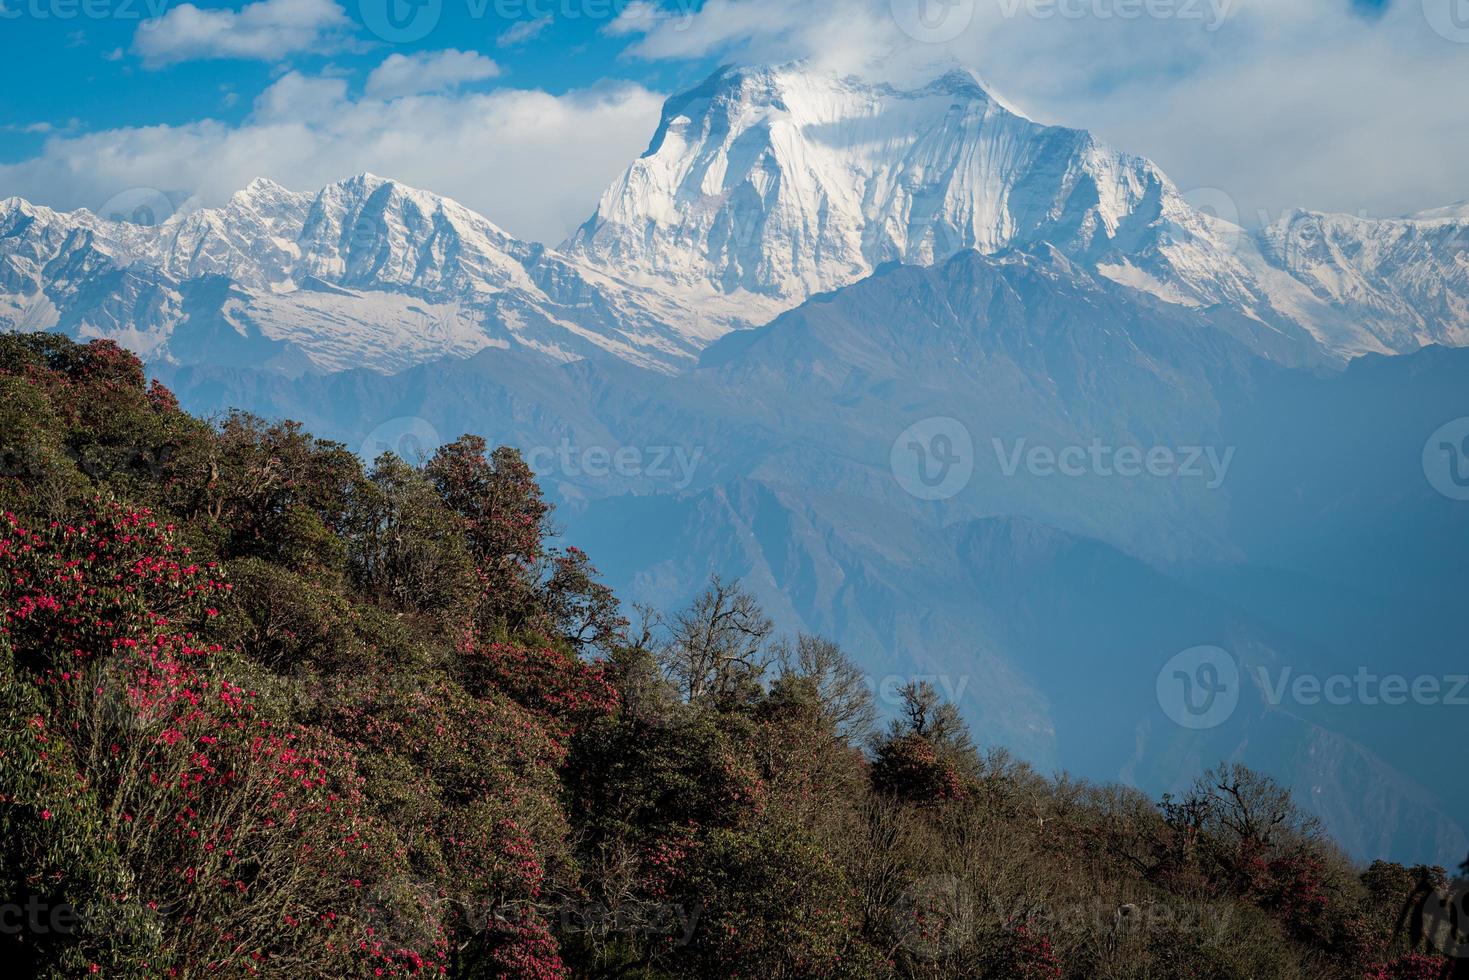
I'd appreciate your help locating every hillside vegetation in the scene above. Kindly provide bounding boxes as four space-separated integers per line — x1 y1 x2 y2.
0 333 1462 979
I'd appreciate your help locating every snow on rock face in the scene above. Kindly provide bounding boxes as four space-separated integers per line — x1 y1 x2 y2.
0 175 706 374
565 64 1175 303
3 62 1469 372
292 174 535 294
1254 207 1469 352
566 62 1469 362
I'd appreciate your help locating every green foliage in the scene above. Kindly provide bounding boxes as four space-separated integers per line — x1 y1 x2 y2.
348 452 477 619
662 827 878 979
0 334 1452 980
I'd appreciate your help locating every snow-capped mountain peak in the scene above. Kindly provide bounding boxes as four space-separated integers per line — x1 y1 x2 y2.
0 173 707 373
562 60 1469 361
4 61 1469 373
565 61 1174 307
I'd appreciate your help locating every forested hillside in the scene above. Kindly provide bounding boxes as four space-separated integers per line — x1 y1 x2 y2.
0 333 1461 979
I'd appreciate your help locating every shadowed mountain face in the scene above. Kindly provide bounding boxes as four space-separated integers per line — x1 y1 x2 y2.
154 248 1469 865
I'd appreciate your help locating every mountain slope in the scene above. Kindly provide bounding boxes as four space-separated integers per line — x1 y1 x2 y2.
0 175 708 374
567 62 1469 362
566 66 1175 310
152 250 1469 863
1252 204 1469 353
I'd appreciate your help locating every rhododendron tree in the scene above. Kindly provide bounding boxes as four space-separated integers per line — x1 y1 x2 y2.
1367 952 1454 980
0 500 417 976
870 734 968 807
0 334 1453 980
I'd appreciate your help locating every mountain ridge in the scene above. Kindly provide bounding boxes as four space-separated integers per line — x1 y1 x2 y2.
5 61 1469 373
0 173 708 375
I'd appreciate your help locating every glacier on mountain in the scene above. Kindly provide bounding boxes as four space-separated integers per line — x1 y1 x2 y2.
2 61 1468 373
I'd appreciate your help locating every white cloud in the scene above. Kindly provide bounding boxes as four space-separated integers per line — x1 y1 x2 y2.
252 72 349 122
18 0 1467 253
611 0 1469 223
132 0 350 68
365 50 501 99
0 77 666 246
616 0 891 69
603 1 674 37
498 14 554 47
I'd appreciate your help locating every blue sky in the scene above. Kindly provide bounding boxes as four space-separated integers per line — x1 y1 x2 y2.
1 0 1463 244
0 0 715 152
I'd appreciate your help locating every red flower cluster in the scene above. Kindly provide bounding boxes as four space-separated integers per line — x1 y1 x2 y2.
456 637 618 748
1366 952 1453 980
2 500 442 975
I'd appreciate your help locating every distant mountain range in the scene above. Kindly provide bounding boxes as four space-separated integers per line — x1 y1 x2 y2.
4 61 1467 865
6 64 1469 375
